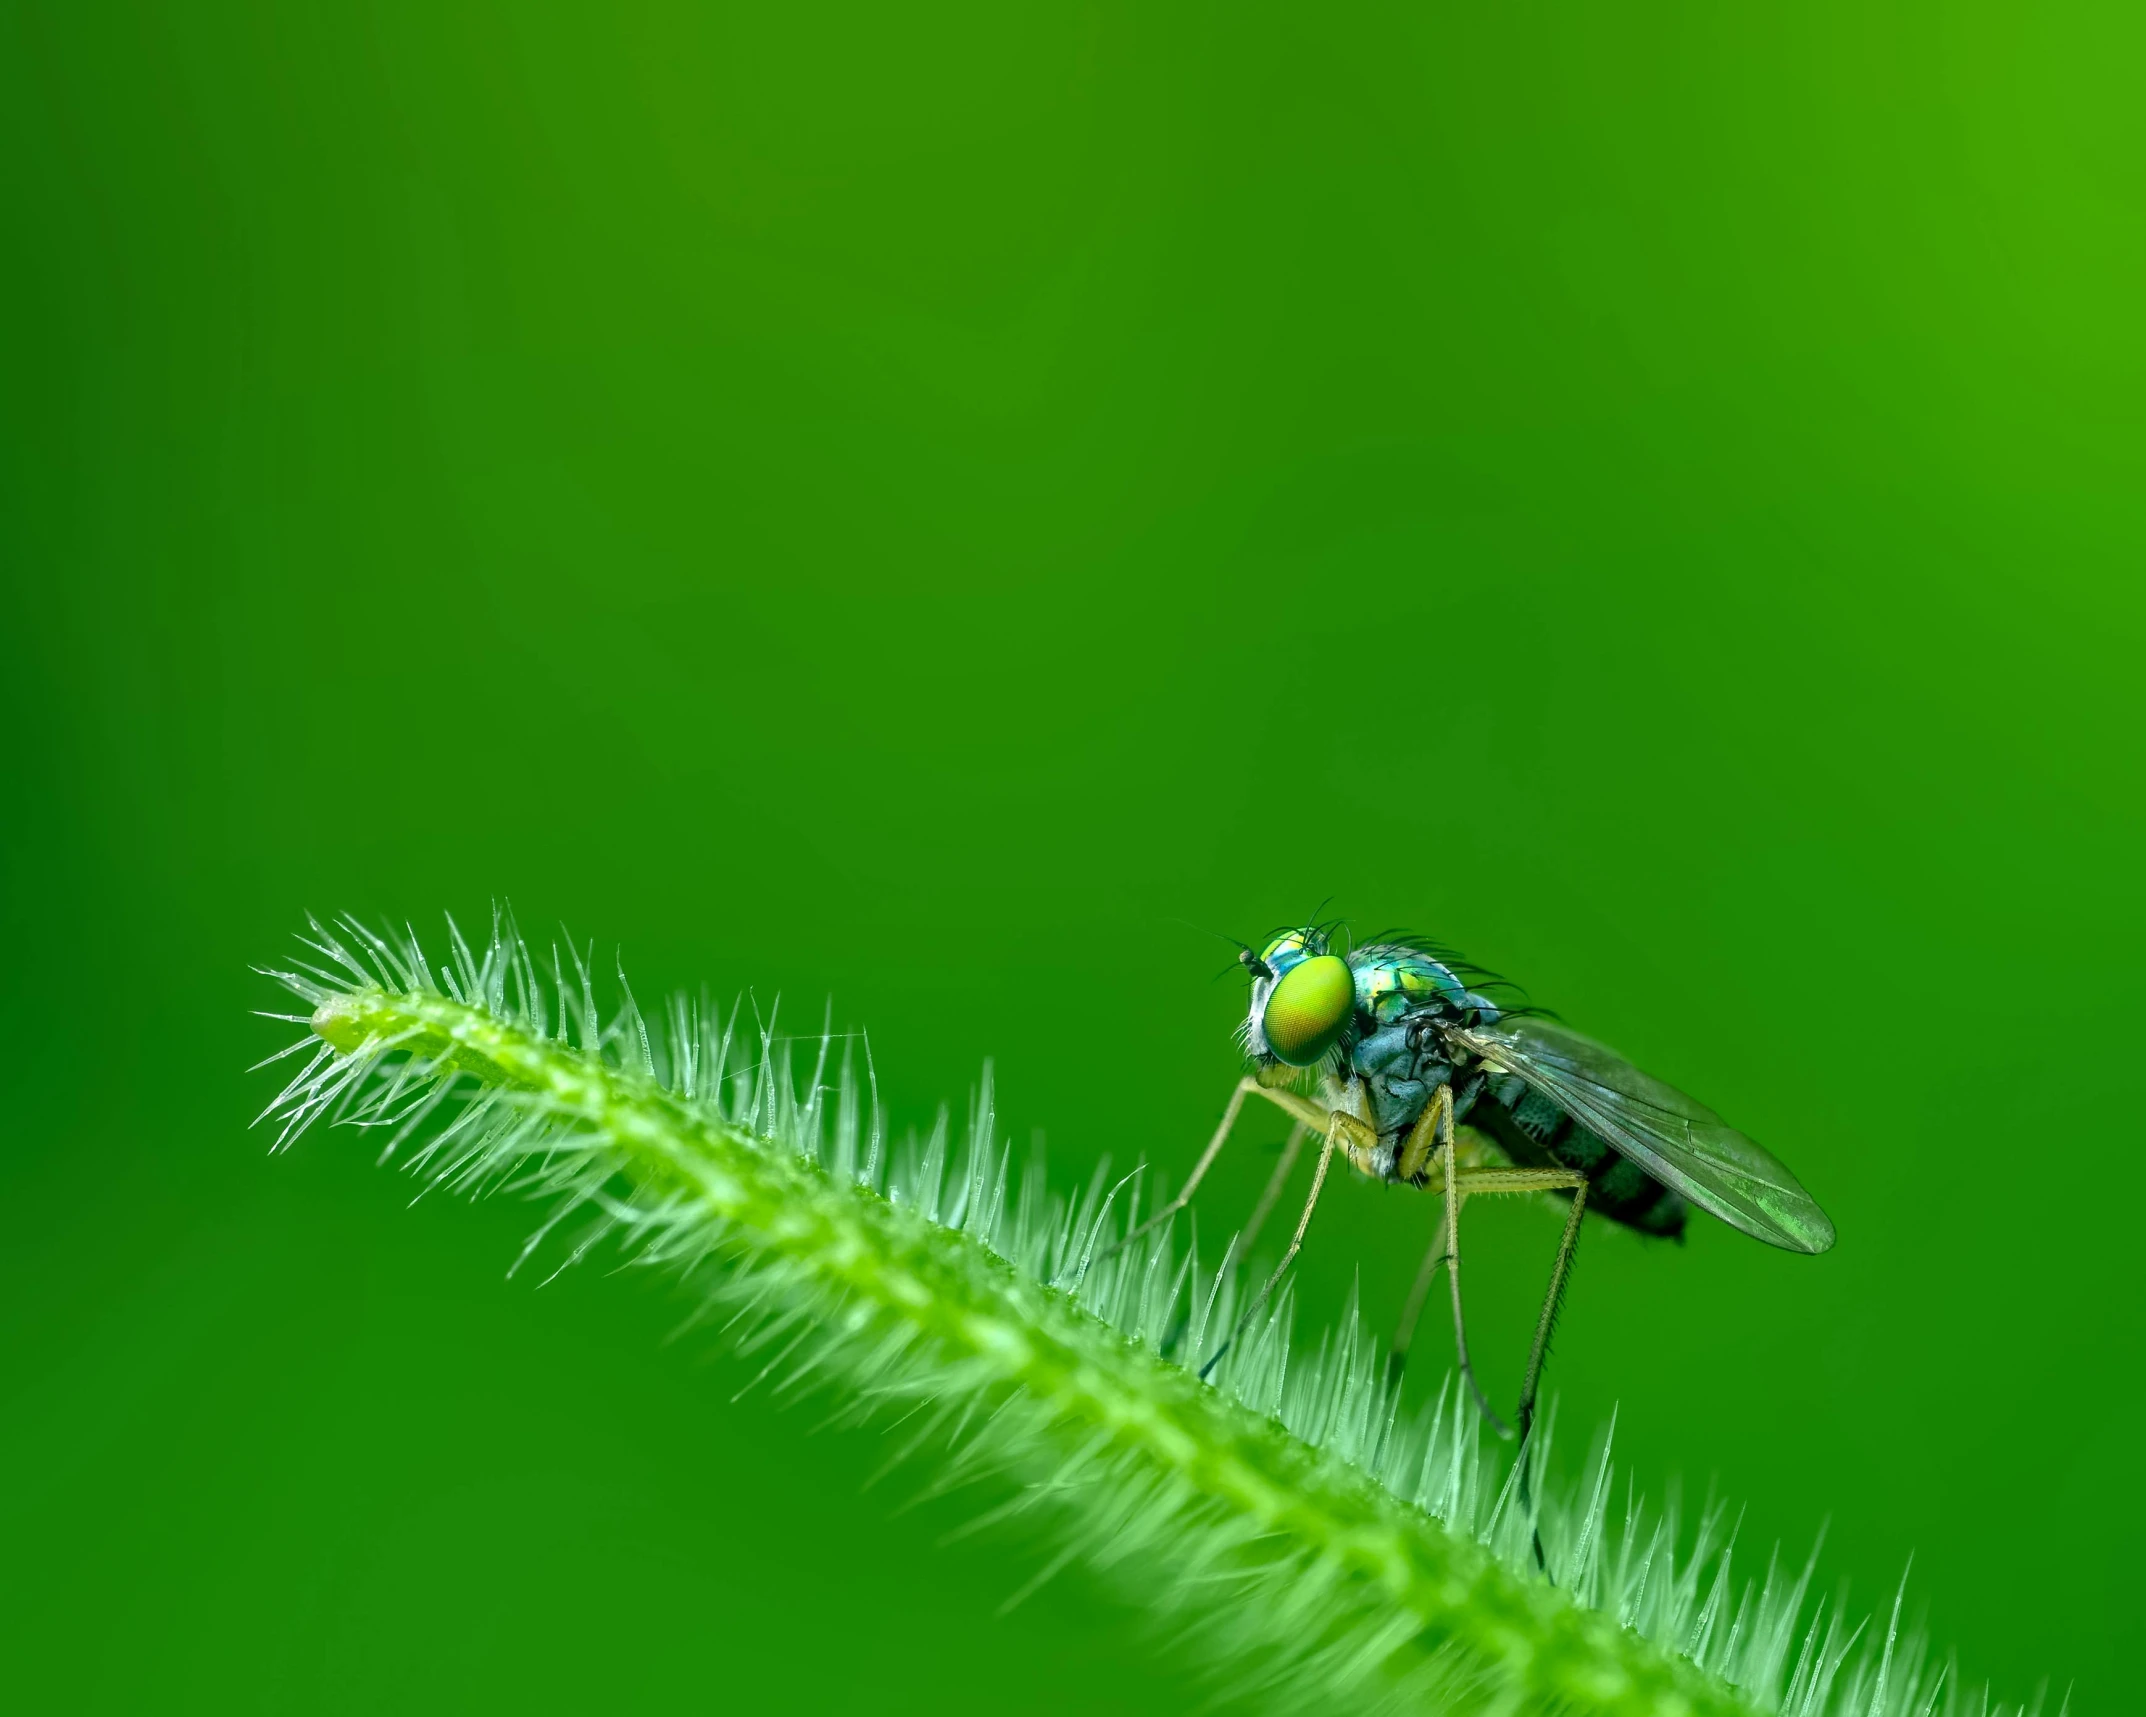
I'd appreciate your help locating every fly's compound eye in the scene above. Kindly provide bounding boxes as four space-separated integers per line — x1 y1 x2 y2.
1261 954 1354 1066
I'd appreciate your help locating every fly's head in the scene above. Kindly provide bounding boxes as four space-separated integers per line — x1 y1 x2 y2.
1237 923 1358 1083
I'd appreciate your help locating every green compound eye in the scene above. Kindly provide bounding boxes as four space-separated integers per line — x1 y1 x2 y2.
1262 955 1355 1066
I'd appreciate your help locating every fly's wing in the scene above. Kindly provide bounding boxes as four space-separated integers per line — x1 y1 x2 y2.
1451 1017 1836 1254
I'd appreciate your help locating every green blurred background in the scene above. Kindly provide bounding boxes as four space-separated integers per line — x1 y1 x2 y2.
4 2 2140 1709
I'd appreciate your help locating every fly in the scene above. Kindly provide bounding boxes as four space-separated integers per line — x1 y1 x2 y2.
1119 919 1834 1451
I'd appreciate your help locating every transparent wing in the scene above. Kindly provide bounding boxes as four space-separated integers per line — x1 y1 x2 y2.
1452 1017 1835 1254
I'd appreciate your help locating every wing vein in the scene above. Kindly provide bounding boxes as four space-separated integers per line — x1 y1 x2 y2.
1454 1020 1835 1256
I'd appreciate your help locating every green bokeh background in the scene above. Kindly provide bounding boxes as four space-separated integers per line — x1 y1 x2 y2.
5 3 2140 1709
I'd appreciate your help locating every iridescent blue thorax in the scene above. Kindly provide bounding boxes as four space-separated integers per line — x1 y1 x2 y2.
1350 945 1498 1031
1338 944 1505 1149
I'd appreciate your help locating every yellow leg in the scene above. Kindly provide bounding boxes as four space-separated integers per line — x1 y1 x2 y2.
1191 1092 1382 1377
1447 1168 1592 1194
1394 1083 1587 1432
1438 1102 1508 1434
1395 1084 1445 1185
1199 1129 1341 1379
1513 1180 1589 1572
1078 1077 1364 1283
1388 1239 1450 1389
1387 1086 1459 1383
1518 1179 1589 1448
1442 1158 1587 1431
1238 1122 1308 1258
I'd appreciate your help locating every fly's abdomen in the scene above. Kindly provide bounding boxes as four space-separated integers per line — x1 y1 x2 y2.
1473 1076 1686 1240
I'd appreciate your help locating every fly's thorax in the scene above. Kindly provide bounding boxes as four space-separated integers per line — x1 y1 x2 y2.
1349 945 1488 1029
1349 1024 1436 1136
1354 1020 1494 1152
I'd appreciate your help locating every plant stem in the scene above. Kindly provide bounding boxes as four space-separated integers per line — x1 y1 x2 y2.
303 980 1751 1717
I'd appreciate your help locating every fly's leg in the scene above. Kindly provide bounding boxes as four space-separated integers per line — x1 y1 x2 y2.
1198 1133 1336 1380
1516 1179 1589 1574
1517 1180 1589 1452
1238 1122 1308 1259
1385 1087 1458 1388
1071 1076 1328 1285
1438 1104 1509 1437
1385 1086 1592 1402
1385 1238 1449 1391
1197 1108 1375 1379
1394 1083 1446 1186
1375 1084 1593 1560
1415 1162 1587 1569
1158 1120 1308 1360
1428 1123 1590 1436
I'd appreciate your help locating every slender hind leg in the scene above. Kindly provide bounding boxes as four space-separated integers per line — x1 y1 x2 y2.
1382 1088 1596 1560
1517 1182 1588 1451
1513 1181 1589 1573
1406 1120 1588 1435
1438 1164 1592 1432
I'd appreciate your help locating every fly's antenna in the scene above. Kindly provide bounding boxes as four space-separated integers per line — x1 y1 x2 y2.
1166 916 1261 982
1169 915 1252 953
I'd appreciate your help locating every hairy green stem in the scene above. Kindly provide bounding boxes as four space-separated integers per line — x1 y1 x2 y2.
263 915 1994 1715
307 983 1747 1716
